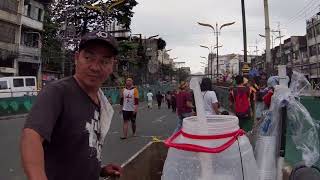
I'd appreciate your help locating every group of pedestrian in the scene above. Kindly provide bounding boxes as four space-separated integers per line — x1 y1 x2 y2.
172 78 223 132
228 74 272 132
146 90 177 111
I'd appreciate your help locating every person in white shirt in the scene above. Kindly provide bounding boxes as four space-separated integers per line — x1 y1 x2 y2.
200 78 220 115
146 90 153 109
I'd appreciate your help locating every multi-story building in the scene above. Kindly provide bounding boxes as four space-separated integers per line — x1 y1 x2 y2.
306 12 320 82
283 36 308 74
207 53 259 76
0 0 48 81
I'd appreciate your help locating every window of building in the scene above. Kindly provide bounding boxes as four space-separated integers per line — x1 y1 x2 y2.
24 4 31 17
307 29 314 39
13 79 24 87
316 23 320 36
38 8 43 21
22 31 39 48
0 81 8 90
309 44 319 57
26 78 35 86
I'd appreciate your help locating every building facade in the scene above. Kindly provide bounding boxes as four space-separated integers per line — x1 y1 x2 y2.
306 13 320 82
0 0 48 81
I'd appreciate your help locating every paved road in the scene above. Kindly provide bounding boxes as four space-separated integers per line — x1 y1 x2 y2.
0 102 177 180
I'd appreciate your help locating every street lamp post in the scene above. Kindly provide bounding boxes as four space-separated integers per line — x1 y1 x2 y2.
200 45 223 79
198 21 235 80
200 56 208 77
161 49 172 81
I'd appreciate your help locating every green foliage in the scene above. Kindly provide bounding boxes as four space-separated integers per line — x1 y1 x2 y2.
41 8 64 72
51 0 138 36
118 41 139 54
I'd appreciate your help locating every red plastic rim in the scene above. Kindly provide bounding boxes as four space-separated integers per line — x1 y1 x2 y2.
164 129 245 153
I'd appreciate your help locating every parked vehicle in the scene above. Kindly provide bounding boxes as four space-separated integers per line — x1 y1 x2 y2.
0 76 38 98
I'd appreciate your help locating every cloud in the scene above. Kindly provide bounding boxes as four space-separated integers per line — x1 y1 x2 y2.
131 0 318 73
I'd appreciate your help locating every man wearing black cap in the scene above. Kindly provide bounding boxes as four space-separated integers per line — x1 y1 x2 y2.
20 31 121 180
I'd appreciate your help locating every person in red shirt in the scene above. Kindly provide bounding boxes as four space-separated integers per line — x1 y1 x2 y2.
174 81 194 132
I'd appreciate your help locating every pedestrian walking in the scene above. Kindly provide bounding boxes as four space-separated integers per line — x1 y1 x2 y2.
120 78 139 139
20 30 121 180
146 90 153 109
174 82 194 132
156 91 163 109
200 78 220 115
165 91 172 109
171 90 177 112
229 75 253 132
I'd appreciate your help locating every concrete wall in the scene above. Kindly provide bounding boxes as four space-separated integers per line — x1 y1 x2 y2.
0 9 20 25
21 16 43 31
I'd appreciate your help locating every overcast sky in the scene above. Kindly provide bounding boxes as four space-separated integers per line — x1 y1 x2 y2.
130 0 320 73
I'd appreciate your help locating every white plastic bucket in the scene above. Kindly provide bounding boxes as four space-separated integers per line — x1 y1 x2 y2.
162 115 258 180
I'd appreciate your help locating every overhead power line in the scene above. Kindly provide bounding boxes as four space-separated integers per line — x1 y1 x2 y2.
285 0 320 26
286 0 317 23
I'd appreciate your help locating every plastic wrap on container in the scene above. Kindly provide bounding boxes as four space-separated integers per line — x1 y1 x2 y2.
289 71 312 97
257 71 319 167
286 99 319 167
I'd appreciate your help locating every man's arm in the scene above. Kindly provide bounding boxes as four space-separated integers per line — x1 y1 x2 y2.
134 88 139 113
212 102 220 114
120 89 124 112
21 84 62 180
21 129 47 180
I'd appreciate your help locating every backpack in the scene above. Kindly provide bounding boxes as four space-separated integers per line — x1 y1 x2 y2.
232 87 251 118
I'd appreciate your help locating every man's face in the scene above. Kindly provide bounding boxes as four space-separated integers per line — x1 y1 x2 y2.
75 43 116 89
126 79 133 87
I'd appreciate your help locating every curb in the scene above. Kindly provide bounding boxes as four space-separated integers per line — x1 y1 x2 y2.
0 114 28 121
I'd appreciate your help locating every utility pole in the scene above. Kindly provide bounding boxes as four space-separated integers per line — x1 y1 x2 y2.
241 0 248 63
272 22 285 65
264 0 272 72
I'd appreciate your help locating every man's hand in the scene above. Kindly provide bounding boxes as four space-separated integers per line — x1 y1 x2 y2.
100 164 122 177
134 106 138 114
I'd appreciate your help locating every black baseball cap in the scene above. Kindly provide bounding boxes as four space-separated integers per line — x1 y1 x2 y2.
79 31 118 55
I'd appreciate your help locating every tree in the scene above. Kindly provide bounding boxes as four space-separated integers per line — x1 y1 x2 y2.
41 7 64 72
51 0 138 44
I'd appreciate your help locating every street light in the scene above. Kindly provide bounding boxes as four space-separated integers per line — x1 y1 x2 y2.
200 44 223 79
147 34 159 39
198 21 235 79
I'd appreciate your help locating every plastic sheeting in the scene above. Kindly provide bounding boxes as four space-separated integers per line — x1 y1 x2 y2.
257 71 319 167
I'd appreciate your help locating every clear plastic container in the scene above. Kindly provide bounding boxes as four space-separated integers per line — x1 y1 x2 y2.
162 115 258 180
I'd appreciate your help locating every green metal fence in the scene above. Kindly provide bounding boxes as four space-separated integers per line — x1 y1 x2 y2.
0 84 178 117
101 84 177 104
0 96 36 117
